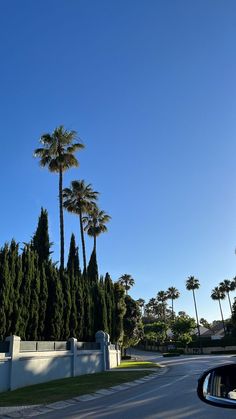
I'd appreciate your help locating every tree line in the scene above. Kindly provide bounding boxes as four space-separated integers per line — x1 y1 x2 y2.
0 125 144 345
0 209 128 342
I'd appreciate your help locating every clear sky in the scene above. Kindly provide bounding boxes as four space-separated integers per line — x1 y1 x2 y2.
1 0 236 322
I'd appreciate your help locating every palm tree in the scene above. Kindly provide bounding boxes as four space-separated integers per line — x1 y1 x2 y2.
63 180 98 272
156 291 168 321
34 126 84 270
167 287 180 319
219 279 235 314
118 274 135 295
137 298 145 316
82 206 111 253
186 276 201 338
211 287 226 336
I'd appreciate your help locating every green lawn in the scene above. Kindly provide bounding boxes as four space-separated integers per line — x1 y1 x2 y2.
117 360 161 369
0 370 153 407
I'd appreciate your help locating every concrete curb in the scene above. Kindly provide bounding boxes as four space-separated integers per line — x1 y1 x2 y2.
0 367 168 418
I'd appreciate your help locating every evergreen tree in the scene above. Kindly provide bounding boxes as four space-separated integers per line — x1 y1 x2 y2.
38 263 48 339
67 234 83 339
61 270 72 339
18 245 36 339
113 282 126 344
11 242 23 336
32 208 52 265
123 295 143 350
0 244 10 340
86 249 99 285
93 281 108 333
104 273 115 339
26 256 40 340
44 263 63 340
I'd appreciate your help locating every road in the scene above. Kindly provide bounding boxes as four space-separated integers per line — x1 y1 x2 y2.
29 350 236 418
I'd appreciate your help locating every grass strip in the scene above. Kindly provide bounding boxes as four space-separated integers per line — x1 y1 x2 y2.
0 371 153 407
117 360 160 369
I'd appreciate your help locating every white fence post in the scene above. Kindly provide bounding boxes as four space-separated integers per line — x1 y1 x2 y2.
6 335 21 390
95 331 109 370
69 337 77 377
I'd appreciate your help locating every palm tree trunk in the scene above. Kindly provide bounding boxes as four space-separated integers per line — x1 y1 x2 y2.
218 299 226 336
59 168 64 271
171 299 174 319
93 234 96 254
192 290 200 338
227 291 232 314
79 206 87 273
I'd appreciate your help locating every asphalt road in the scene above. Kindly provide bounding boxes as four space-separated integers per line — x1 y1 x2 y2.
33 350 236 418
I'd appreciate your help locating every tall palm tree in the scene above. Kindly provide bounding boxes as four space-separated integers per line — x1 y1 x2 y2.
211 287 226 336
34 126 84 270
156 291 168 321
167 287 180 319
219 279 235 314
63 180 98 273
118 274 135 295
137 298 145 316
186 276 201 338
82 206 111 253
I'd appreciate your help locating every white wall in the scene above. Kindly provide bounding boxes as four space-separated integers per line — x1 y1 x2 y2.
0 357 10 392
0 333 120 393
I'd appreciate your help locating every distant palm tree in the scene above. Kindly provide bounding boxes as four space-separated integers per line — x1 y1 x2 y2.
219 279 235 314
34 126 84 270
137 298 145 316
82 206 111 253
156 291 168 321
63 180 98 272
211 287 226 336
167 287 180 319
118 274 135 295
186 276 201 338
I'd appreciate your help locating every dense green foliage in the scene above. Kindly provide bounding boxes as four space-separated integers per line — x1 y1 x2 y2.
0 210 126 342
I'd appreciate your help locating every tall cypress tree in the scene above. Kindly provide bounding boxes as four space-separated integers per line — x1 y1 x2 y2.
26 254 40 340
38 263 48 339
113 282 126 344
67 234 83 339
32 208 52 265
104 272 115 340
9 240 23 336
0 244 10 340
18 245 36 339
44 263 63 340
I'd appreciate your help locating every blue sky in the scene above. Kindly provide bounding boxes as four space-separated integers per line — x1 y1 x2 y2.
1 0 236 322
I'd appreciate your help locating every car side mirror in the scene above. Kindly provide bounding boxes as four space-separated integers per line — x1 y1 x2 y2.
197 364 236 408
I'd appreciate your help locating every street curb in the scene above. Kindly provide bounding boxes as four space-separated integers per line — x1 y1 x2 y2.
0 367 168 418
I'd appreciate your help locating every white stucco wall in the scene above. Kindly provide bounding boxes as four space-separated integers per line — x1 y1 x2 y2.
11 351 72 390
75 351 103 376
0 357 10 392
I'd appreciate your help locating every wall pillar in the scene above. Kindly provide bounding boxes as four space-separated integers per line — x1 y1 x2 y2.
95 331 110 370
69 337 77 377
6 335 21 390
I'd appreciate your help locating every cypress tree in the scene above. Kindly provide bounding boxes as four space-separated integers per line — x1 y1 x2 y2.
0 244 10 340
44 263 63 340
18 245 36 339
26 254 40 340
93 281 108 333
38 263 48 340
113 282 126 344
32 208 52 265
87 249 99 284
9 240 23 336
67 234 83 339
61 270 72 340
104 272 115 340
